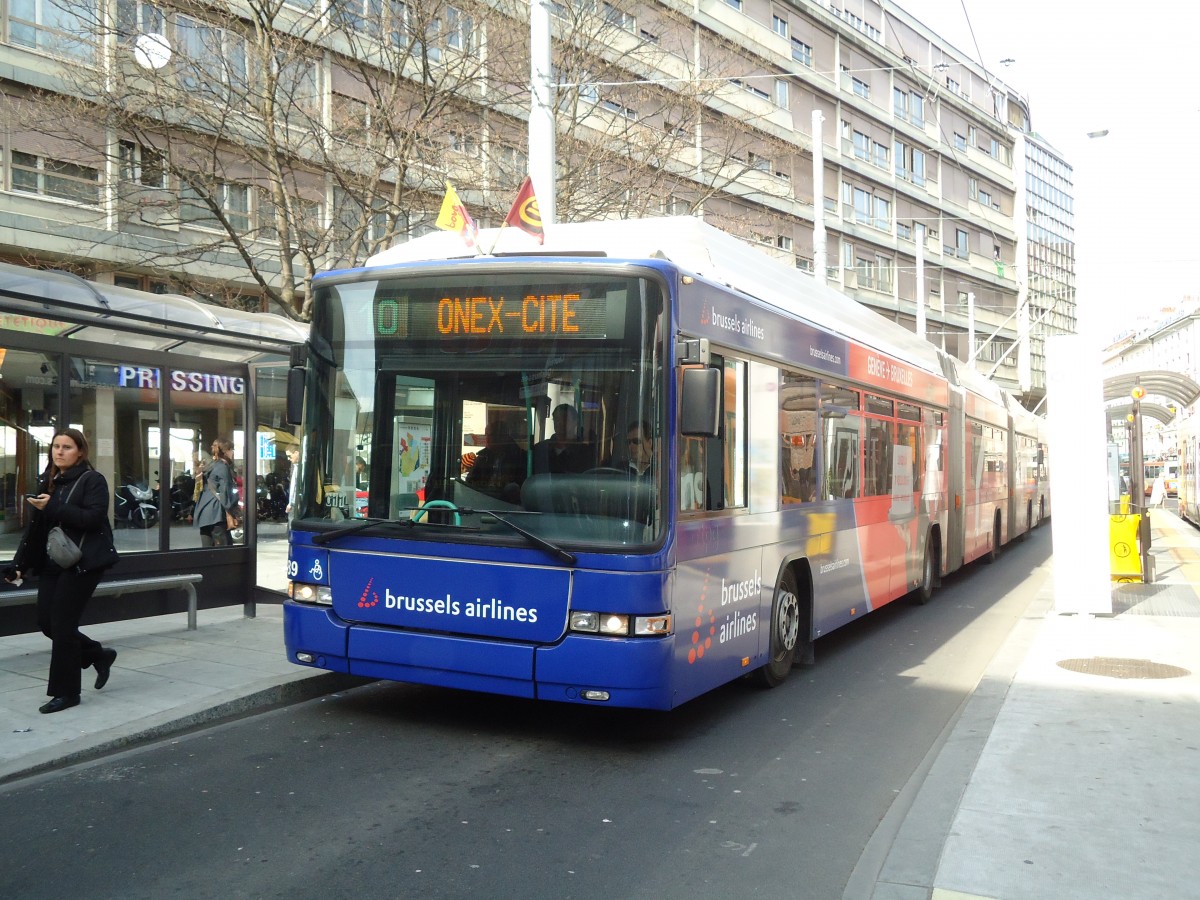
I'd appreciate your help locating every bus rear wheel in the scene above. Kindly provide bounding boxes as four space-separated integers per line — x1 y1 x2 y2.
915 532 937 605
756 570 801 687
985 513 1001 563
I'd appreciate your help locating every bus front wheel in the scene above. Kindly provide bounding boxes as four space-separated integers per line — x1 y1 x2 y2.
756 570 801 688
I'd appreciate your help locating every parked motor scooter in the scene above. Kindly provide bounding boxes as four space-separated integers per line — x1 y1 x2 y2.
114 476 159 529
170 472 196 521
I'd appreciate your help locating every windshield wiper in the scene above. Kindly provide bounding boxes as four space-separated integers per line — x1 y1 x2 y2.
310 509 573 564
312 517 391 545
464 508 577 566
313 513 480 546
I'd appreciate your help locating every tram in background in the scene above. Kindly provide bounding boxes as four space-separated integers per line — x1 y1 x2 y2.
282 217 1049 710
1178 422 1200 521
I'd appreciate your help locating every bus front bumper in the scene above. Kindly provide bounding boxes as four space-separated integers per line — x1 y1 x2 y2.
284 601 675 709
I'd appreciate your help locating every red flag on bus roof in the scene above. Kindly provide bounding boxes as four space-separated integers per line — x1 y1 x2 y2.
504 176 544 244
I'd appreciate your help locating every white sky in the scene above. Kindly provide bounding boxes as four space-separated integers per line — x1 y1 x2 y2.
895 0 1200 343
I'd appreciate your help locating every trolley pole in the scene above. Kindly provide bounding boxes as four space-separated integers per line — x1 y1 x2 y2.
1130 381 1152 580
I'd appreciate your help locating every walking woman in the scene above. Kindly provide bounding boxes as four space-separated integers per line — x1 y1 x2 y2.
4 428 120 714
193 437 237 547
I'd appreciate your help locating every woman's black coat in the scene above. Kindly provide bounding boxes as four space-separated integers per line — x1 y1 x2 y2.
13 464 119 575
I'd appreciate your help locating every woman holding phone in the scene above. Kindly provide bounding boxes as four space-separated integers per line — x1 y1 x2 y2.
4 428 120 713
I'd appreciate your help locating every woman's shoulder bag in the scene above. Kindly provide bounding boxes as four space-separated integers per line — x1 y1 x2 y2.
45 473 88 568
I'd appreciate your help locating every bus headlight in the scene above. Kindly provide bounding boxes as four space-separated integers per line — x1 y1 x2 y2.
634 614 672 636
569 611 671 637
289 582 332 606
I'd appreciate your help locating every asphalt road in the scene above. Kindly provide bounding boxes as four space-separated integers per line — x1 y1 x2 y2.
0 528 1052 900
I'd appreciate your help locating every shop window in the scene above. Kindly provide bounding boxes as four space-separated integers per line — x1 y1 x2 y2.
0 349 60 560
70 359 162 552
165 365 246 548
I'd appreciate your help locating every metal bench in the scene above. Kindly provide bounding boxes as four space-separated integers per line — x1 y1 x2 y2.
0 573 204 629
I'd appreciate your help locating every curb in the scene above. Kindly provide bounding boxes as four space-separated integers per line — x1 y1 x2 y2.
0 671 371 786
842 559 1055 900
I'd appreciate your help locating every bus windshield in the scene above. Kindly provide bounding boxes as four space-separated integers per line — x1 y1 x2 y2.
295 268 666 550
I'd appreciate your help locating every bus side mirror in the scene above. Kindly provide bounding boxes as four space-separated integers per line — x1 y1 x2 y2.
286 368 305 426
286 344 306 426
681 367 721 438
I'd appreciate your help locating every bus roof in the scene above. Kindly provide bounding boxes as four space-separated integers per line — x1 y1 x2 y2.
368 216 946 378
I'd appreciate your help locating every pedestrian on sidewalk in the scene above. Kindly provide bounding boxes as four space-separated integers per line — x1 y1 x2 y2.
193 437 237 547
3 427 120 714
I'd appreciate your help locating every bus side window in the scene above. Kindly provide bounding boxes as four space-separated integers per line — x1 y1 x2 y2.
680 436 706 511
720 357 747 510
780 370 819 504
824 419 861 500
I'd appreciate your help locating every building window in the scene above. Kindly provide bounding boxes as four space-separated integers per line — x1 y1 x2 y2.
119 141 168 189
852 130 869 162
277 54 321 118
772 14 788 38
10 150 101 204
955 228 969 258
895 141 926 187
852 77 870 99
775 79 789 108
602 2 635 33
954 132 967 151
893 88 924 127
873 196 891 232
9 0 95 61
448 131 479 157
180 177 251 232
872 140 889 170
791 38 812 66
116 0 165 39
177 15 249 99
724 0 742 10
600 99 638 119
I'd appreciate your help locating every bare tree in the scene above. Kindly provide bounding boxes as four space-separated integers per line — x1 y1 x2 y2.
7 0 807 317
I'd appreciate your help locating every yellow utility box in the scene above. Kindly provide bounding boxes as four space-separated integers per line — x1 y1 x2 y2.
1109 513 1142 582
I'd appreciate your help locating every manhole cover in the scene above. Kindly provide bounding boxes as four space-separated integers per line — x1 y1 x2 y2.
1056 657 1190 679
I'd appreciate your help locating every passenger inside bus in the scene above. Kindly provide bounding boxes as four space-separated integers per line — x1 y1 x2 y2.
532 404 591 474
464 420 525 501
620 420 655 480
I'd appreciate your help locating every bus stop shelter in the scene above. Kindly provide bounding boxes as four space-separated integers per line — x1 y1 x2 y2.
0 262 307 635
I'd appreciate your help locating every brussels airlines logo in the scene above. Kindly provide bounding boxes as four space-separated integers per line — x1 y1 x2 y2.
688 567 761 665
357 577 379 609
353 577 539 623
708 307 766 341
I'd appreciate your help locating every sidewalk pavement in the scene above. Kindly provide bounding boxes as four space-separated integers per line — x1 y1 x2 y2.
3 512 1200 900
0 604 363 784
857 505 1200 900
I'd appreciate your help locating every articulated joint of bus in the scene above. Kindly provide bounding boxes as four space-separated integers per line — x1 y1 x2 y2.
568 610 672 637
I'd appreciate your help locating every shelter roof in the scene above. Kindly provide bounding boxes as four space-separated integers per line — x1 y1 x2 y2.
1103 369 1200 412
0 262 306 362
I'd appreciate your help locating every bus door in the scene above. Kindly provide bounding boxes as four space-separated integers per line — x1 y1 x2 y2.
945 385 966 570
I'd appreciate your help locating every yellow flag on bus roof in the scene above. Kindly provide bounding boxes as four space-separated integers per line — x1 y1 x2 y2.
435 181 478 249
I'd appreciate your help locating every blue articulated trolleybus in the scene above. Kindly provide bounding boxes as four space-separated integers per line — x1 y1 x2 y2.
284 217 1047 710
